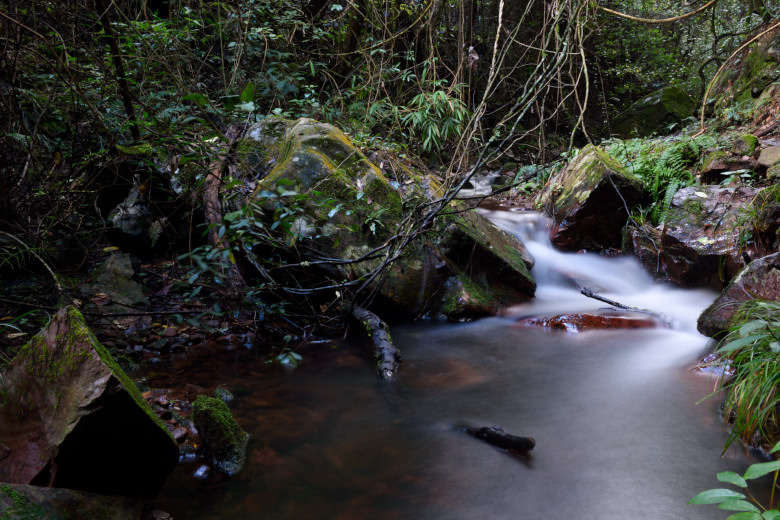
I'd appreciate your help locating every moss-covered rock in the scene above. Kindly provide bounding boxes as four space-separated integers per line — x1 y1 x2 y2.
535 145 644 251
732 134 759 156
0 307 178 498
610 86 696 138
0 484 143 520
191 395 249 475
709 24 780 115
239 117 535 317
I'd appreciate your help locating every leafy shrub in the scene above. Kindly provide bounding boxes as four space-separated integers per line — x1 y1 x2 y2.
715 300 780 451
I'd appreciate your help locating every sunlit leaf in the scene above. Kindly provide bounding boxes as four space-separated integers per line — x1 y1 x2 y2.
717 471 748 488
717 499 760 512
689 489 746 504
744 460 780 480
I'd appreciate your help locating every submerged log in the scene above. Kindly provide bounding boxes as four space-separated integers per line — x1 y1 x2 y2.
350 304 401 381
465 426 535 454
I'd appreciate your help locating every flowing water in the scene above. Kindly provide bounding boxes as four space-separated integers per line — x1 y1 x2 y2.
147 209 769 520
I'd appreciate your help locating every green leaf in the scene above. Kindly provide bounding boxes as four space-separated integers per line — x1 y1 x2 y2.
717 334 770 353
182 93 208 107
240 82 255 103
744 460 780 480
740 320 768 337
717 500 760 512
726 513 762 520
689 489 746 504
762 511 780 520
718 471 748 488
771 441 780 454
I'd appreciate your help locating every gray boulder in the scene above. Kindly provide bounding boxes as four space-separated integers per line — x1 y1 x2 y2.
610 86 696 138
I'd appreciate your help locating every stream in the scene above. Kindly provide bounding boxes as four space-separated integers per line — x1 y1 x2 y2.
146 209 769 520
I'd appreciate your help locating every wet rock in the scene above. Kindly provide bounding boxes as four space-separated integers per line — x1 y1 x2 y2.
191 395 249 475
0 307 179 498
0 483 144 520
214 386 235 405
627 185 762 289
610 86 696 138
697 252 780 338
514 311 661 332
536 145 644 251
240 117 535 318
172 427 189 443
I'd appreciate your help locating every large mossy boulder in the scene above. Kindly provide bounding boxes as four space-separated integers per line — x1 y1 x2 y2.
610 86 696 138
0 307 179 499
191 396 249 475
626 186 762 289
535 144 644 251
237 117 535 317
710 24 780 111
698 252 780 338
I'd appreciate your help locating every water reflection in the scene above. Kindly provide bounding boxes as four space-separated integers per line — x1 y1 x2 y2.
147 211 767 520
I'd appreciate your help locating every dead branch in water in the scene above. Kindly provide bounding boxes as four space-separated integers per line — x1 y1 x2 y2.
466 426 535 454
350 305 401 381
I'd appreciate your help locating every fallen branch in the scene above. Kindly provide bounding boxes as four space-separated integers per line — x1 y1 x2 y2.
350 305 401 381
579 287 633 310
466 426 535 454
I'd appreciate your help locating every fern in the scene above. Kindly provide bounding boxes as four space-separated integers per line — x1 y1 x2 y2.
651 179 680 225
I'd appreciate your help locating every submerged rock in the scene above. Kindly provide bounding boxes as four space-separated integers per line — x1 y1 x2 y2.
697 252 780 338
514 311 662 332
191 395 249 475
536 145 644 251
239 117 535 318
0 307 179 498
627 186 762 289
610 86 696 138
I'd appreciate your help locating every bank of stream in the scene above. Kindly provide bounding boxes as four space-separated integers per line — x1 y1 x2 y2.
144 209 770 519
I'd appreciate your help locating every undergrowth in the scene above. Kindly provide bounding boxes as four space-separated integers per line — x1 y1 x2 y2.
605 134 718 224
715 300 780 451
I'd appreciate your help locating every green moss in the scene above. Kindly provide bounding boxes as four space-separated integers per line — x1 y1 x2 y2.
702 151 727 171
115 143 155 156
733 134 759 156
0 485 47 520
192 395 249 475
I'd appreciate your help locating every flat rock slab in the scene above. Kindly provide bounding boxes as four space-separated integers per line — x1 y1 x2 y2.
514 311 662 332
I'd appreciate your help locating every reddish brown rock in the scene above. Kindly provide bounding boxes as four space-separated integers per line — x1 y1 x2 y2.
514 311 661 332
697 252 780 338
627 185 763 289
0 307 178 498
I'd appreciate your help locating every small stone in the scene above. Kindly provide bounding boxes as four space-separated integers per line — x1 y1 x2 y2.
162 327 178 338
214 387 235 405
172 427 188 443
